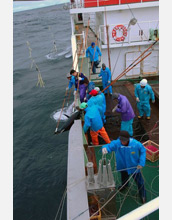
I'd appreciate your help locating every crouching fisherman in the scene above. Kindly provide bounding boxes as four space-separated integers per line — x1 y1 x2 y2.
80 102 110 145
112 93 135 136
102 130 146 204
70 69 89 103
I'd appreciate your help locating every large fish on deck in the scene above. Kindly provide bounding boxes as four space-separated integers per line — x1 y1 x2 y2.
54 111 80 134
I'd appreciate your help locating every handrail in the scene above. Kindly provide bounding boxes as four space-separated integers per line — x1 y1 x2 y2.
69 0 159 9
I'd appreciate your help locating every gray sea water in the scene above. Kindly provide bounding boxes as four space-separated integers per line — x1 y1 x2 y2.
14 4 72 220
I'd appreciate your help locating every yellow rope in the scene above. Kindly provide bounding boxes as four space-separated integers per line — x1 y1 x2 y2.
26 41 45 87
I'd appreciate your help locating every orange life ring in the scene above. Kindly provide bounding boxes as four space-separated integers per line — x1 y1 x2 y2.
112 25 127 42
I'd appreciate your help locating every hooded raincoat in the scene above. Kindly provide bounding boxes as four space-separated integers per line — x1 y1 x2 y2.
135 84 155 117
99 67 112 94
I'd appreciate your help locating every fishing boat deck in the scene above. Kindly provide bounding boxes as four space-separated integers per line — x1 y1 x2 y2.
85 77 159 219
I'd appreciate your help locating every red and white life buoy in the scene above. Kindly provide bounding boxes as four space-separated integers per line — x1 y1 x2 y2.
112 25 128 42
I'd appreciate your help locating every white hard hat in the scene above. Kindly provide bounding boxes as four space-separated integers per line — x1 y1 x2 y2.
94 87 100 92
140 79 147 87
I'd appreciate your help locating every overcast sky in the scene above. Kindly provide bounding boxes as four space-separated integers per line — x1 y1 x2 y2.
13 0 70 13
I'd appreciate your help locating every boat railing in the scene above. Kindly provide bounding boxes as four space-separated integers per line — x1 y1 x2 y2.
75 31 87 57
69 0 159 9
99 20 159 46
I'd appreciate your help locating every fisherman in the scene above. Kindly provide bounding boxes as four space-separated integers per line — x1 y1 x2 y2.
112 93 135 136
66 72 75 91
80 102 111 145
87 89 106 123
98 63 112 95
86 42 102 74
86 81 95 100
94 87 106 123
135 79 155 120
70 69 89 103
102 130 146 204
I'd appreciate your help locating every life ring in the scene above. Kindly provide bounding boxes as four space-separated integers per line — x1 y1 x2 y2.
112 25 127 42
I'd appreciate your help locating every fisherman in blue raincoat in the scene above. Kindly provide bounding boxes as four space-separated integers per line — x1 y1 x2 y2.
135 79 155 120
94 87 107 123
66 72 75 91
102 130 146 204
112 93 135 136
80 102 110 145
86 42 102 74
98 63 112 95
86 81 95 100
87 89 106 123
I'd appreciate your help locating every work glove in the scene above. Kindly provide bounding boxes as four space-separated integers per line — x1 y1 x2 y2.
152 100 155 103
136 97 140 102
102 148 108 155
66 87 69 91
137 165 143 169
112 105 118 113
108 81 111 84
73 90 77 96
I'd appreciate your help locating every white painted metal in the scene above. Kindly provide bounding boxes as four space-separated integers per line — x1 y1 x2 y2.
117 197 159 220
67 120 89 220
125 51 141 76
142 49 159 75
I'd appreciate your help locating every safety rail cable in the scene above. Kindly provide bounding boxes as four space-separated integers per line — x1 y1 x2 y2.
101 39 158 93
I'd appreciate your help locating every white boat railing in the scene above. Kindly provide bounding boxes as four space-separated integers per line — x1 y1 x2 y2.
75 31 86 58
99 20 159 46
117 197 159 220
69 0 159 9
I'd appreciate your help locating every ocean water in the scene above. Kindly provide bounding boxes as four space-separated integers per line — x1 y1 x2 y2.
13 4 72 220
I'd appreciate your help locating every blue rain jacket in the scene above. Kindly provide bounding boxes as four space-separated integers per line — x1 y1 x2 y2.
135 84 155 104
86 82 95 100
99 92 106 113
83 105 103 133
99 67 111 83
102 138 146 174
68 75 75 89
87 82 95 93
86 46 102 62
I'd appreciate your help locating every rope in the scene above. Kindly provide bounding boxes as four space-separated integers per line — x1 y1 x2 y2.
54 89 68 133
101 40 158 93
26 41 45 87
54 187 67 220
89 169 138 219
